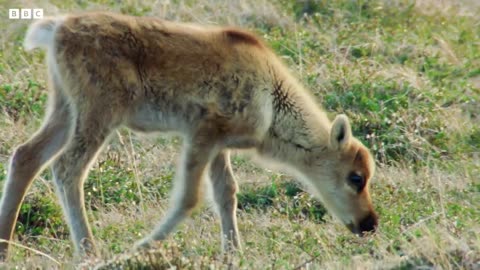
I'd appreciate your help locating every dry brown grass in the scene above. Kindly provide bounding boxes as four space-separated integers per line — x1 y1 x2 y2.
0 0 478 269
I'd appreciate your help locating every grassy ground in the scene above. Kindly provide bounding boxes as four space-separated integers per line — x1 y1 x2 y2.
0 0 479 269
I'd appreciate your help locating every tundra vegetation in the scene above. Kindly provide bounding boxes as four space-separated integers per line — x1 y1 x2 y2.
0 0 478 269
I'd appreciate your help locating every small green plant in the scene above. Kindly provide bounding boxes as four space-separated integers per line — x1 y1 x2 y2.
0 81 47 121
16 190 67 242
238 179 327 223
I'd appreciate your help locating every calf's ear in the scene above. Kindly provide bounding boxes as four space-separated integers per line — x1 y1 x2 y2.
330 114 352 151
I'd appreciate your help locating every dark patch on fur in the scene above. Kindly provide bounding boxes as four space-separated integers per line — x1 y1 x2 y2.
270 77 301 119
85 62 100 85
116 30 148 100
266 67 313 152
224 29 262 47
110 21 129 32
272 81 290 112
353 147 372 183
355 150 363 162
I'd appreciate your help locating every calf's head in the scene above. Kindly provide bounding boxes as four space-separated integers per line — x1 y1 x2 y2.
302 115 378 236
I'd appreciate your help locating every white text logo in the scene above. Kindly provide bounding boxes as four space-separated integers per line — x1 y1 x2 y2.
9 9 43 19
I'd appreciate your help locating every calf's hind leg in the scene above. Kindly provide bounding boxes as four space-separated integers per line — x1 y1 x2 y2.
0 86 72 259
50 108 118 258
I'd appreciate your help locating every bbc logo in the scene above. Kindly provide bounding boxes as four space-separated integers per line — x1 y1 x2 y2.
9 9 44 19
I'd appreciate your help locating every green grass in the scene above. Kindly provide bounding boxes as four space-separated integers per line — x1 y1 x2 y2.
0 0 479 269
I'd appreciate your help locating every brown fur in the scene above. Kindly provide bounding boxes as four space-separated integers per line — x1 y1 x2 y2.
223 28 264 47
0 12 378 260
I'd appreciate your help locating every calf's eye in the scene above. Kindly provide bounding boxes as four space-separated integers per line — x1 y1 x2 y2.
348 172 364 192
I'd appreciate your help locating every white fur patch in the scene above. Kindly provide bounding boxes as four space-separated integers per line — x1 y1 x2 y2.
24 17 63 51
